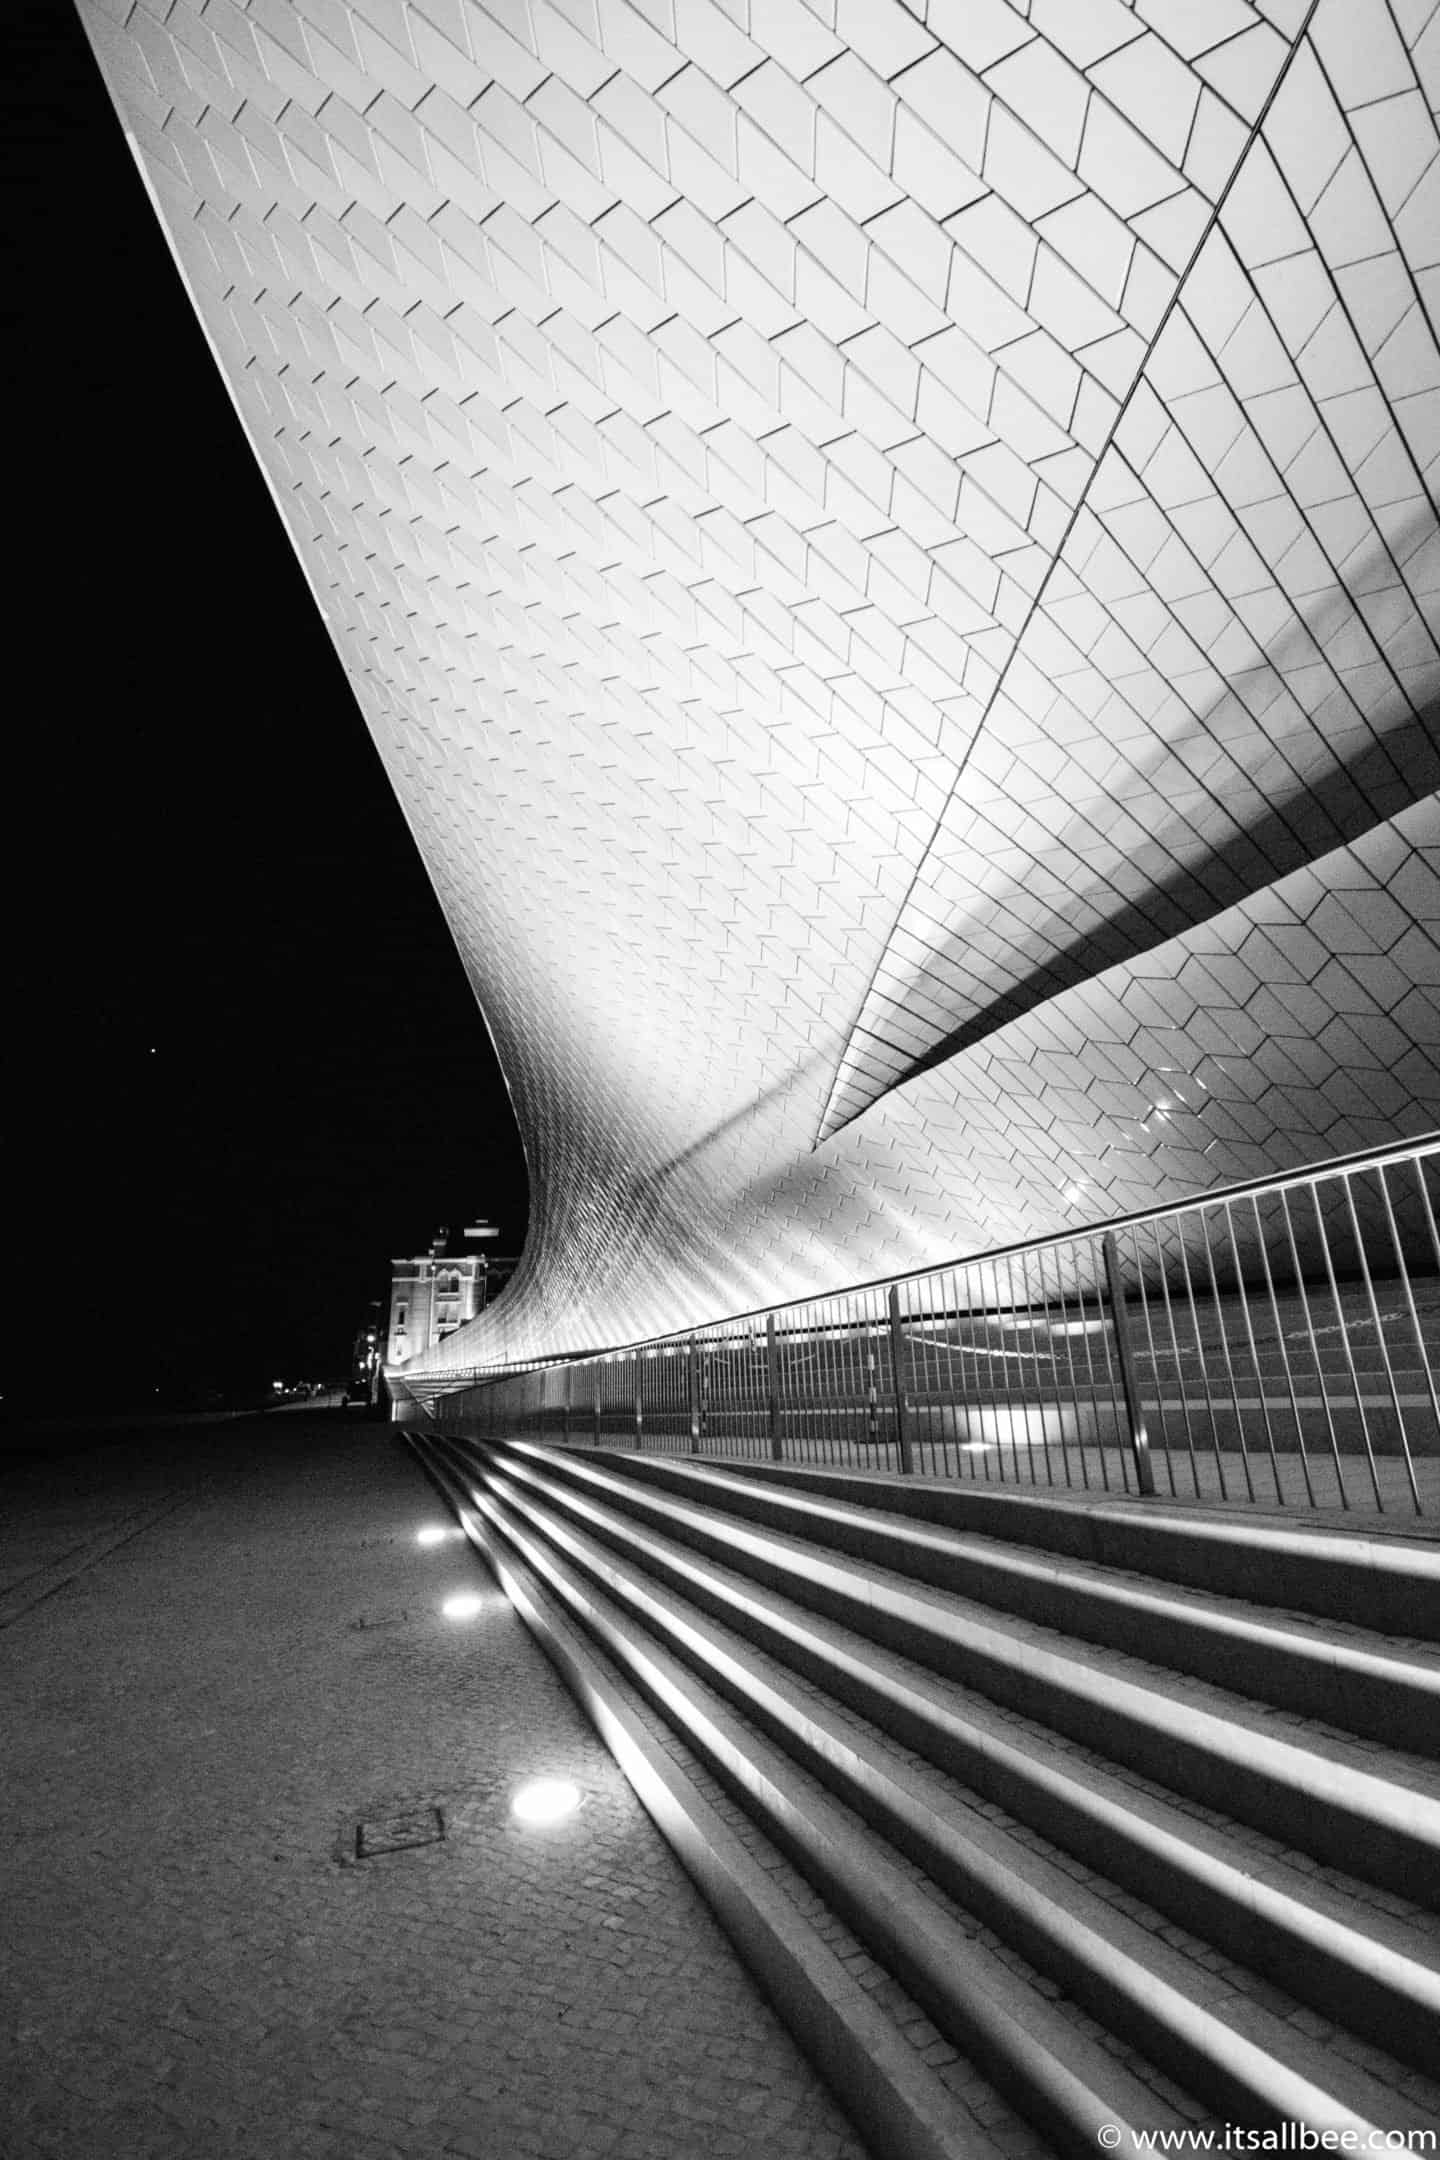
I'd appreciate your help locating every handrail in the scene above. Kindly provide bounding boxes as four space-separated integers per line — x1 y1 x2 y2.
397 1132 1440 1389
397 1140 1439 1517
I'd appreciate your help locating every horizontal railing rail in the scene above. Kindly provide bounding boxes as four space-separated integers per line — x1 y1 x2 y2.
401 1136 1440 1516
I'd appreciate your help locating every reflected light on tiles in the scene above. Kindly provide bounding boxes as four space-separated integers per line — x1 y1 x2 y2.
442 1591 487 1620
511 1777 582 1826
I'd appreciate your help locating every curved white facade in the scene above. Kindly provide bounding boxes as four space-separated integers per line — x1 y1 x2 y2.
80 0 1440 1374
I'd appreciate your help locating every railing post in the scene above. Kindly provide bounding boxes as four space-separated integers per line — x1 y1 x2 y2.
688 1338 701 1453
766 1313 783 1461
561 1363 571 1446
593 1365 602 1448
1103 1231 1156 1496
634 1356 644 1450
888 1284 915 1476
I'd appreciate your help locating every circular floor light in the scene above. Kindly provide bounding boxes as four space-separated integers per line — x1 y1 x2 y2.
416 1525 451 1547
441 1591 486 1620
511 1777 582 1826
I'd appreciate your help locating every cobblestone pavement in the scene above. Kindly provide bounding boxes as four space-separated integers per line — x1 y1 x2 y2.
0 1416 869 2160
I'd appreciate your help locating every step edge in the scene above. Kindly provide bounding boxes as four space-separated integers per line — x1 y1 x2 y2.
406 1436 1002 2160
472 1472 1187 2156
463 1442 1440 1840
486 1461 1434 2136
482 1441 1438 1688
479 1450 1440 1997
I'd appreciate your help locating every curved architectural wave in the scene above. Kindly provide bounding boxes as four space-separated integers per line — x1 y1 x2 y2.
80 0 1440 1374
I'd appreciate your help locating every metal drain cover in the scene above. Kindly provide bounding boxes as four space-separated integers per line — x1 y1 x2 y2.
355 1807 444 1859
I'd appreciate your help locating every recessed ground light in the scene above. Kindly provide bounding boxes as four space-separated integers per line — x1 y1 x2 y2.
416 1525 451 1546
441 1591 486 1619
511 1778 582 1826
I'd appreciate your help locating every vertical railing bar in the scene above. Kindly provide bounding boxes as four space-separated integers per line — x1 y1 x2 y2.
1248 1195 1315 1510
1019 1248 1052 1488
800 1307 814 1464
1045 1241 1082 1490
988 1262 1012 1485
1313 1177 1383 1509
918 1279 936 1476
795 1309 808 1462
1176 1223 1228 1502
1089 1236 1122 1493
1010 1252 1040 1486
1382 1161 1439 1500
997 1259 1019 1486
890 1280 915 1476
946 1267 968 1481
1153 1220 1201 1499
924 1274 942 1477
1277 1187 1348 1509
1224 1196 1286 1507
933 1274 951 1479
1200 1205 1255 1502
840 1309 851 1462
1075 1244 1107 1491
953 1266 976 1479
1102 1228 1156 1497
1414 1150 1440 1280
1343 1169 1415 1514
822 1311 834 1464
688 1338 700 1454
835 1304 848 1464
856 1295 869 1465
1132 1237 1179 1499
835 1305 848 1465
912 1284 929 1476
941 1280 956 1478
766 1310 783 1463
970 1268 990 1481
866 1297 881 1457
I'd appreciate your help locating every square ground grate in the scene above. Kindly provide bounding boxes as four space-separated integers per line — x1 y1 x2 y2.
354 1806 444 1859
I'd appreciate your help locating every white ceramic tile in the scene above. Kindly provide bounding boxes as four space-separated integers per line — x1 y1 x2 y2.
76 0 1440 1366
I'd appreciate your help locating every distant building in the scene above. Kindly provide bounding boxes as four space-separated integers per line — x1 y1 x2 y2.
387 1229 485 1366
348 1301 385 1406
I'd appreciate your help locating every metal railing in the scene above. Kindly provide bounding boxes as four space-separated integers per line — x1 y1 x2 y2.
410 1138 1440 1516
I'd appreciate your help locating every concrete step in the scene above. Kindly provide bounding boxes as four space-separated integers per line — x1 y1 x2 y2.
418 1434 1440 2142
609 1450 1440 1638
407 1436 1053 2160
514 1447 1438 1748
460 1439 1440 1904
455 1439 1440 2075
414 1430 1440 2151
481 1467 1436 2132
455 1475 1213 2155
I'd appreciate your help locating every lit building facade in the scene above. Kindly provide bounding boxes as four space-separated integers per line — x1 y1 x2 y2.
80 0 1440 1382
387 1238 486 1367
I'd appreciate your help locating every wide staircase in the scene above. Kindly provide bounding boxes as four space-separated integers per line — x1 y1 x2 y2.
407 1429 1440 2160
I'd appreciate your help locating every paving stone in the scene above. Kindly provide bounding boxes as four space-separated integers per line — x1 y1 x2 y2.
0 1417 868 2160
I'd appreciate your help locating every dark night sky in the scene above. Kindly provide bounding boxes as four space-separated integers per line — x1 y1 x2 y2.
7 6 528 1413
